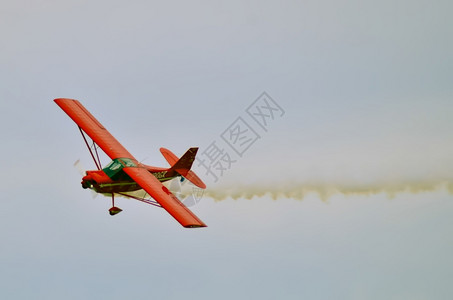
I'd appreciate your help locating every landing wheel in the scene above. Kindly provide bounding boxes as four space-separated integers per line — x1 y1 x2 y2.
109 206 122 215
109 193 122 216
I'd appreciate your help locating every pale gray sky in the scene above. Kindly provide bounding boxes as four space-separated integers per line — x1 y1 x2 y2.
1 1 453 299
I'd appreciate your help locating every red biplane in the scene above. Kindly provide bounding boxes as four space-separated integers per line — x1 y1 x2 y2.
55 98 207 228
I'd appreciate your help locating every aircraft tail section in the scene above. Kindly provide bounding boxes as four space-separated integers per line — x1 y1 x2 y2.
170 147 198 176
161 147 206 189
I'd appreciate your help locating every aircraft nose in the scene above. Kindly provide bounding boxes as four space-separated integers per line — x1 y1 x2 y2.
81 181 90 189
81 175 93 189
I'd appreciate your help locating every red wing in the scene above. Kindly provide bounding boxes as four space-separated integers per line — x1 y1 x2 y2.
123 167 207 228
54 98 134 160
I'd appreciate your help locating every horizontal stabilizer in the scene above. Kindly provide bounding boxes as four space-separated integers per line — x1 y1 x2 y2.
160 147 179 166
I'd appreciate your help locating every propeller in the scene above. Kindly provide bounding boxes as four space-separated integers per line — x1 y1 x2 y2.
74 159 98 198
73 159 86 176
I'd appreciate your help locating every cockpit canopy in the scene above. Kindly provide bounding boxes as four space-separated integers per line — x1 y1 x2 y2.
102 158 137 180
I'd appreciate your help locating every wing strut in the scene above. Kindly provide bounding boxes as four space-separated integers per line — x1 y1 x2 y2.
79 126 102 170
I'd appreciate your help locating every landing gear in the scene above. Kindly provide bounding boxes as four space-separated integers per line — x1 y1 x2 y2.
109 193 122 216
109 206 122 215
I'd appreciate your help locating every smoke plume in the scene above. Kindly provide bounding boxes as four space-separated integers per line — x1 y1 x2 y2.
204 181 453 201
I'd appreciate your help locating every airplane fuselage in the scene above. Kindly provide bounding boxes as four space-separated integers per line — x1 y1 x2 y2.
81 158 177 194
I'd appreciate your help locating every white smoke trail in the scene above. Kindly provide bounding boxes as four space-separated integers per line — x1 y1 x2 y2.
204 180 453 201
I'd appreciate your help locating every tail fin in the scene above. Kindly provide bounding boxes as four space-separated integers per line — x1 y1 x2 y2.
170 147 198 176
161 147 206 189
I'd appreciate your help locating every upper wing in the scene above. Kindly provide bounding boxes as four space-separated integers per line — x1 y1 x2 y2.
123 167 207 228
54 98 134 160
